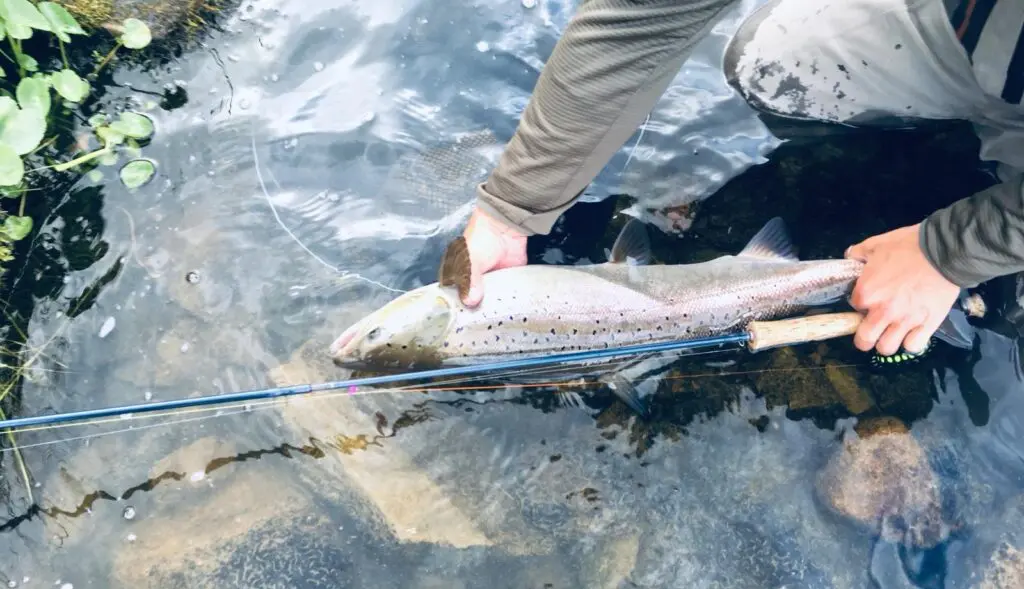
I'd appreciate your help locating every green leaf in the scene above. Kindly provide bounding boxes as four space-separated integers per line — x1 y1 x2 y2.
3 214 32 241
17 52 37 72
95 125 123 147
0 143 23 186
0 0 52 31
119 158 155 188
86 169 103 183
52 69 88 103
119 17 150 49
0 20 7 41
0 97 16 122
16 77 49 115
0 107 45 154
0 184 23 198
6 22 31 40
0 66 6 79
110 112 153 139
38 2 85 43
87 113 106 128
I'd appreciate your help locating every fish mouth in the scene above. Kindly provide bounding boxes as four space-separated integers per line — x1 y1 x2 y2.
329 324 361 361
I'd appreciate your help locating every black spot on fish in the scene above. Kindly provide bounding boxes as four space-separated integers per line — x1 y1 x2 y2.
523 318 528 323
456 327 464 334
498 321 503 326
572 329 578 335
495 335 500 342
657 326 663 331
487 325 492 330
550 328 556 335
443 342 449 347
550 454 562 462
592 330 598 335
894 43 902 50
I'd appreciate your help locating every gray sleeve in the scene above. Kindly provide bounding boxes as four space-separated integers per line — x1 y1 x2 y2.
920 175 1024 287
475 0 741 236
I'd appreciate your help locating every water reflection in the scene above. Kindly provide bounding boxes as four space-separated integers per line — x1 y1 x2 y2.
0 0 1023 587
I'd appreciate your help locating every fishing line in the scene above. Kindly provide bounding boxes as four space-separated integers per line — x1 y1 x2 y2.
248 121 405 295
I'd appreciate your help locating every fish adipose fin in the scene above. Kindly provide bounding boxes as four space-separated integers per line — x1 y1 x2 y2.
737 217 800 262
438 236 472 300
608 219 652 265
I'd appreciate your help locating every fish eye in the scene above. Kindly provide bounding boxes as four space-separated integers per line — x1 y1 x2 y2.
366 327 381 341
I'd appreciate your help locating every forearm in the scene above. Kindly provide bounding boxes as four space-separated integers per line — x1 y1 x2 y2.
920 175 1024 287
477 0 740 236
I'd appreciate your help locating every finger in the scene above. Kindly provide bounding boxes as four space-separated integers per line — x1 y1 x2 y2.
876 318 915 357
462 268 484 307
904 312 945 355
853 307 892 352
845 240 873 262
849 279 877 312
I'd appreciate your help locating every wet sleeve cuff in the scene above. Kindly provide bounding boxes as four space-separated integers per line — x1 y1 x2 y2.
920 177 1024 288
475 181 571 237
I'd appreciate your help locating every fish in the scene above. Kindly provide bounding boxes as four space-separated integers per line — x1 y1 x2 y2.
329 217 974 414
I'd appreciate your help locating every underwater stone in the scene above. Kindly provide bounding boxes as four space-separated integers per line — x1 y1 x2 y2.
815 417 950 548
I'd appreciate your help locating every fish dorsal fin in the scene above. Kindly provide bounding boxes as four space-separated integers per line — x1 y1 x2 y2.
438 236 472 299
608 219 652 265
737 217 799 261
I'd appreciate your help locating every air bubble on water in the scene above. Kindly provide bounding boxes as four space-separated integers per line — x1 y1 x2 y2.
270 74 279 82
125 533 137 543
239 98 251 110
59 584 72 589
98 317 115 338
122 506 136 520
180 342 190 353
9 579 17 587
228 54 240 62
476 41 489 52
313 62 324 72
144 391 153 401
522 0 536 7
190 471 206 482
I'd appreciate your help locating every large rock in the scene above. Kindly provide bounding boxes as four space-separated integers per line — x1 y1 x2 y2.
815 417 952 549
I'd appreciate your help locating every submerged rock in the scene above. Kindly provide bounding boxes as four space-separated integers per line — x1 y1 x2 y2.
979 543 1024 589
815 417 952 549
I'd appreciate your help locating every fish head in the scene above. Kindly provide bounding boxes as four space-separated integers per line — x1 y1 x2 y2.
330 286 457 369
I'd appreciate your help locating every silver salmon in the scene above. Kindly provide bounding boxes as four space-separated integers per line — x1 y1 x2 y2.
329 216 972 413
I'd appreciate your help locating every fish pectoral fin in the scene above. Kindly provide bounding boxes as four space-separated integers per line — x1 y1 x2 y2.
737 217 799 262
608 219 652 266
600 372 649 416
934 307 976 350
438 236 472 300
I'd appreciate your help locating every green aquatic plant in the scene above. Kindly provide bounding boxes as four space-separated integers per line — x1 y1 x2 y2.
0 0 155 270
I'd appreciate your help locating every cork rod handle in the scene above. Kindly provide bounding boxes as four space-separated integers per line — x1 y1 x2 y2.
746 312 864 352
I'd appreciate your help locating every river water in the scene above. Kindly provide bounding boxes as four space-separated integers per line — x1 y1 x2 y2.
1 0 1023 587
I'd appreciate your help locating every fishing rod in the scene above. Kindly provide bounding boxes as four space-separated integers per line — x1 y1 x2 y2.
0 312 864 431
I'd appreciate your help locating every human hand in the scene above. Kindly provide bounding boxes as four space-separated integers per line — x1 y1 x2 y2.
460 206 528 307
845 223 960 356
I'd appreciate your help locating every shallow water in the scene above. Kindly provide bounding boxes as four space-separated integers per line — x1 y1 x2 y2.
1 0 1023 587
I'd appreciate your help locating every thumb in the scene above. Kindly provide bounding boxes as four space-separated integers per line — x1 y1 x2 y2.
462 266 485 307
845 241 869 262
